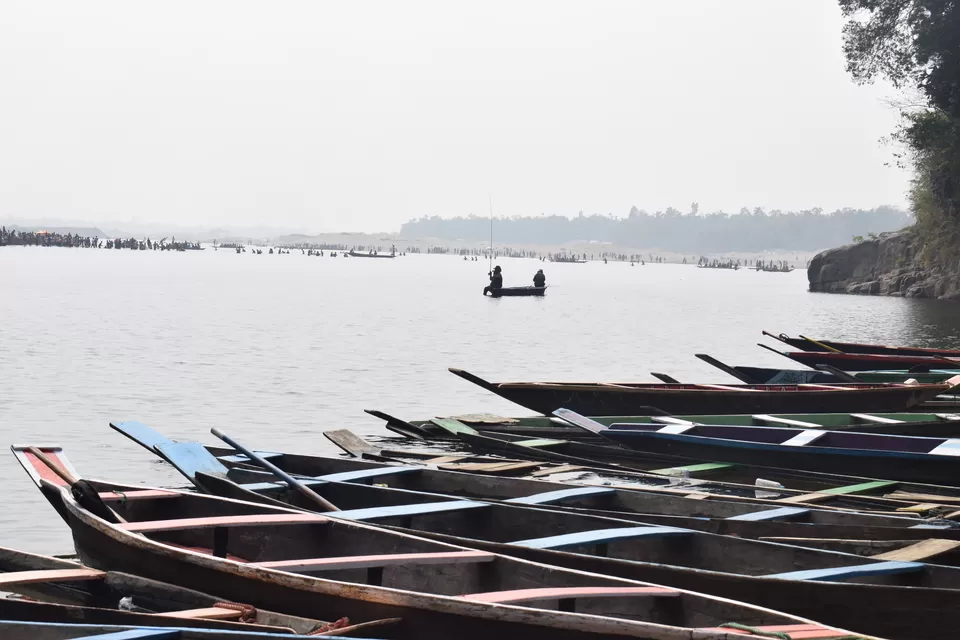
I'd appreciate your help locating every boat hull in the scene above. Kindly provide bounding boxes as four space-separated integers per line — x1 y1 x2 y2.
484 286 546 297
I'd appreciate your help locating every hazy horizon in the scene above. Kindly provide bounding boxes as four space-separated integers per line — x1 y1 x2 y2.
1 1 910 233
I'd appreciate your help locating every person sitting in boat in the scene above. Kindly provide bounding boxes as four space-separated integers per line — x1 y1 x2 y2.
484 265 504 294
533 269 546 288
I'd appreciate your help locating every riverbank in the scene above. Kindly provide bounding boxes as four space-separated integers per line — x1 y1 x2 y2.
807 227 960 300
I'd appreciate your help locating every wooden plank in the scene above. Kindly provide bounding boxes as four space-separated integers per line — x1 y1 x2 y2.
421 455 469 464
529 464 585 477
886 490 960 504
895 503 943 513
216 451 283 464
121 513 329 533
510 438 567 447
0 568 105 586
929 439 960 456
764 560 924 581
649 462 733 475
507 487 616 505
460 586 679 603
751 414 821 428
253 550 495 572
726 506 811 522
875 538 960 562
323 429 383 457
850 413 904 424
512 526 691 550
334 500 490 521
77 631 181 639
430 418 477 435
156 607 243 620
438 461 541 475
98 489 180 502
656 424 696 435
315 466 421 483
649 416 698 426
155 442 229 479
693 384 763 392
109 421 174 451
780 429 827 447
820 480 900 495
697 624 843 639
797 384 852 391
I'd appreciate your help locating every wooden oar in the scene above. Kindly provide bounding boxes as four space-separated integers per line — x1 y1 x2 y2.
26 447 126 524
694 354 762 384
210 428 340 512
799 334 841 353
650 372 681 383
813 364 862 383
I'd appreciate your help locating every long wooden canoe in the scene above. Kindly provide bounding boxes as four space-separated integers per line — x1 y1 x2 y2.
0 546 333 634
485 286 546 298
765 330 960 357
12 449 855 640
706 364 960 387
775 348 960 374
0 621 363 640
102 434 960 639
448 368 950 415
562 410 960 484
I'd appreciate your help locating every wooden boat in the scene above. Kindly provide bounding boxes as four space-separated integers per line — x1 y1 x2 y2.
714 365 959 387
12 449 855 640
483 286 546 298
95 433 960 639
0 546 334 634
368 407 960 440
769 346 960 373
347 251 395 259
766 330 960 357
562 409 960 484
0 621 356 640
448 368 951 415
111 421 960 544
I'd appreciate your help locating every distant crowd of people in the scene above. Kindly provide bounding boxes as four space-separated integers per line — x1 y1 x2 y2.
0 227 202 251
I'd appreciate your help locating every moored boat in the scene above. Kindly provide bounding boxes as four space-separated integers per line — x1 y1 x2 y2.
484 286 546 297
766 330 960 357
561 409 960 484
448 368 951 415
12 447 855 640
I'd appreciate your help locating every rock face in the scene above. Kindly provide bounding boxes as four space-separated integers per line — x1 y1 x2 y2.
808 228 960 299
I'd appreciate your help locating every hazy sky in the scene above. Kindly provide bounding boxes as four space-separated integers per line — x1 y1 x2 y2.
0 1 910 232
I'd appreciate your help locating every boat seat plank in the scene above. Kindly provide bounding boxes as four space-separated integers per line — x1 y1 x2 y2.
656 424 696 435
437 461 541 475
764 561 924 581
334 500 490 521
155 442 229 479
650 416 698 426
121 513 329 533
650 462 733 476
697 624 843 639
512 526 691 550
98 490 180 502
875 538 960 562
509 438 567 448
460 586 680 603
78 631 181 639
796 383 851 391
0 568 105 586
530 464 586 477
727 506 811 522
929 439 960 457
429 418 476 435
253 550 495 572
315 466 422 483
507 486 616 505
156 607 244 620
694 384 763 392
751 414 821 428
850 413 904 424
780 429 826 447
216 451 283 464
819 480 900 495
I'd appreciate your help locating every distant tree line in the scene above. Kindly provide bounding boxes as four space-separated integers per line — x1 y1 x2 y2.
400 206 911 252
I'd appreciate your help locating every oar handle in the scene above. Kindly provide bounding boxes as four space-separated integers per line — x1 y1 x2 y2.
210 428 340 512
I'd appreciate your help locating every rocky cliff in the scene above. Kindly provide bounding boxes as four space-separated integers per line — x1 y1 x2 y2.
807 228 960 299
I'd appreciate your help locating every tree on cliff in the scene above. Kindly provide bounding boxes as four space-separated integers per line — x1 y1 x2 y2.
840 1 960 262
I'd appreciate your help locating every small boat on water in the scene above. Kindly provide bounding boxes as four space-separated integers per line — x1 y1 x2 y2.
0 546 331 634
11 447 859 640
448 368 950 415
347 251 395 259
0 621 349 640
712 364 960 386
767 345 960 373
766 330 960 357
561 409 960 484
483 286 546 297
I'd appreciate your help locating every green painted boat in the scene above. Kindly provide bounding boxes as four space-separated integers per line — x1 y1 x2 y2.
367 409 960 440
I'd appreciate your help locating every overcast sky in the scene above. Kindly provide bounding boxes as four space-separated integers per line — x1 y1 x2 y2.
0 1 909 232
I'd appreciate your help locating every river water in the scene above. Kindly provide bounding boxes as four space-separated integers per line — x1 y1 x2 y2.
4 246 960 553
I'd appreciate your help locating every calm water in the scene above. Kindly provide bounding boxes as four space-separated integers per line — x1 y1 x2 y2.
4 246 960 553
